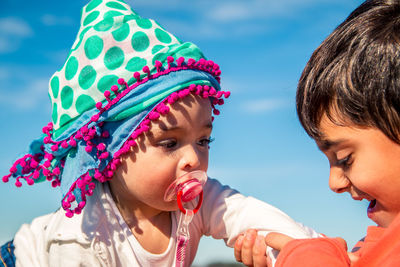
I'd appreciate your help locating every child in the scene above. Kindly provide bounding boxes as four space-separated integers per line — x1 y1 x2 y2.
0 1 320 266
260 0 400 266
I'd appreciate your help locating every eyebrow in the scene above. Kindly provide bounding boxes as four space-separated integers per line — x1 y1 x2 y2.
318 138 346 151
158 122 213 132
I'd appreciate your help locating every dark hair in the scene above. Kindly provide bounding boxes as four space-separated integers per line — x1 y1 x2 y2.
296 0 400 143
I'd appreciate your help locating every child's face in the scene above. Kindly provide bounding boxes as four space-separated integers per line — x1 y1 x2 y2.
316 113 400 228
110 94 213 216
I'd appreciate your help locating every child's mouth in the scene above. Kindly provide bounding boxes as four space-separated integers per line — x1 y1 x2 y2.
367 199 377 218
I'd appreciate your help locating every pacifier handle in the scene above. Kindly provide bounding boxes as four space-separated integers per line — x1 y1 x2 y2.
177 190 203 214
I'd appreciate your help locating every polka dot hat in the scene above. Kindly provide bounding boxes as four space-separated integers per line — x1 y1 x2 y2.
2 0 230 217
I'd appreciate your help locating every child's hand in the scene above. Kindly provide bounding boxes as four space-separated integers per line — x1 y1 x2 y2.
264 232 294 251
234 229 268 267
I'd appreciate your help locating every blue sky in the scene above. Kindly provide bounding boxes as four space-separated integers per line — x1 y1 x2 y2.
0 0 367 265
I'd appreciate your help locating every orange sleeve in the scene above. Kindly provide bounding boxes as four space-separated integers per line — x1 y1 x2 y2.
275 238 351 267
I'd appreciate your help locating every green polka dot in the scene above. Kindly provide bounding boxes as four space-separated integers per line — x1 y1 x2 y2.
78 65 97 90
65 56 78 80
50 76 60 98
152 52 167 65
83 11 100 26
104 46 125 70
152 45 165 54
123 14 138 23
131 31 149 52
155 28 172 43
52 103 58 124
59 114 72 127
106 1 128 10
136 18 152 29
85 0 102 12
97 75 119 93
61 86 74 109
104 10 124 19
112 23 130 41
125 57 147 72
84 35 103 59
71 26 92 52
94 17 114 32
76 94 96 114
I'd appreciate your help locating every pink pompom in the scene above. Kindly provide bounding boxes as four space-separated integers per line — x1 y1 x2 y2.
69 139 77 147
61 141 69 149
2 175 10 183
117 78 125 85
134 72 141 82
188 58 195 66
91 114 99 122
177 57 185 66
148 111 160 120
97 143 106 151
95 102 103 110
53 167 61 175
9 166 17 174
102 131 110 138
62 201 71 209
99 152 109 159
65 210 74 218
142 65 150 74
78 201 86 209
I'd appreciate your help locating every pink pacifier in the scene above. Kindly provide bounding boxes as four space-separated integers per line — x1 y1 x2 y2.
164 170 207 267
164 170 207 214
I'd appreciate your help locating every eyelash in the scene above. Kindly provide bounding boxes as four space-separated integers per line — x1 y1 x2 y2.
336 154 352 169
158 137 215 150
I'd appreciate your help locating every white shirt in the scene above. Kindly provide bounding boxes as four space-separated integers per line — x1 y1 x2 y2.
14 178 319 267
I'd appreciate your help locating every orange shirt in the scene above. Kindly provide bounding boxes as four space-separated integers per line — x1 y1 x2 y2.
275 213 400 267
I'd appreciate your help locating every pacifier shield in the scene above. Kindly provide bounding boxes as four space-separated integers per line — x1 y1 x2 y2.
163 170 207 202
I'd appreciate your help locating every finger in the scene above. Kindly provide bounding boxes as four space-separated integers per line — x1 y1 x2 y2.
348 252 360 266
234 234 244 262
253 235 267 267
241 229 257 266
265 232 293 251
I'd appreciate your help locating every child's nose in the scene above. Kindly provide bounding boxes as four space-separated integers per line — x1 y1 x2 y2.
328 167 350 193
179 145 202 171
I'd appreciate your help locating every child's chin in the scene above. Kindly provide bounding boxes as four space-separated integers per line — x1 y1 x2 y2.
369 213 394 228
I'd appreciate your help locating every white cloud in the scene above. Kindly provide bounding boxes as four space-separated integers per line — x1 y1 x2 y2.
41 14 74 26
241 98 289 113
0 17 33 53
208 0 333 22
0 17 33 37
0 78 49 111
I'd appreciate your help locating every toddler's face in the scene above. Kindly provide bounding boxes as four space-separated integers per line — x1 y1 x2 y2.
109 94 213 216
316 113 400 228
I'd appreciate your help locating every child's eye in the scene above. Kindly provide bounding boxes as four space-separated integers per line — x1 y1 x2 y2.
198 137 214 147
336 154 352 169
158 139 177 149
